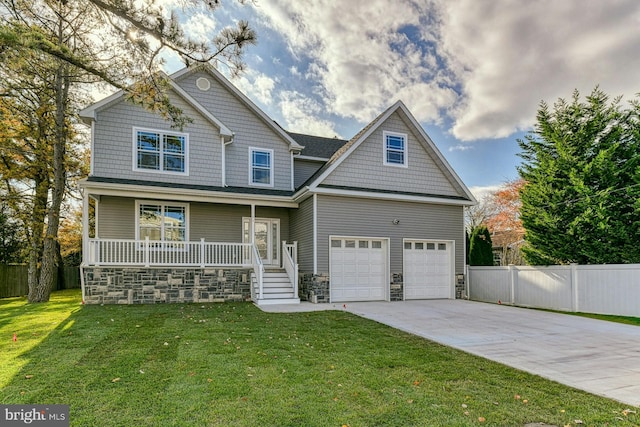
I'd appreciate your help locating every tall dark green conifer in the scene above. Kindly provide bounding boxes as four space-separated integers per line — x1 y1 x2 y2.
518 88 640 264
469 225 493 266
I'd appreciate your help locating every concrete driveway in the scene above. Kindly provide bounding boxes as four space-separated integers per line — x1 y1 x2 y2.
262 299 640 406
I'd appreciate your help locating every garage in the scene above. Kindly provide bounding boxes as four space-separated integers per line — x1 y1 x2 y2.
330 237 388 302
404 240 454 299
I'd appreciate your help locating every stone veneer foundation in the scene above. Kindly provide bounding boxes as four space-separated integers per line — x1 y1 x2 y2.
82 267 252 304
298 272 330 303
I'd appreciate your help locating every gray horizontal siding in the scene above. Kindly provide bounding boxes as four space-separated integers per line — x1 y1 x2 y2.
316 195 464 274
98 196 290 243
93 91 223 187
289 196 314 272
98 196 135 239
175 71 293 191
322 111 463 197
294 158 324 188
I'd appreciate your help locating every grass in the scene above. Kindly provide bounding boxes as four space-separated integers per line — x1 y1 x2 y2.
1 290 637 426
569 312 640 327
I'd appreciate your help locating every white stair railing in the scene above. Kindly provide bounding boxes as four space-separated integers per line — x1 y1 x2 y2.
282 241 298 298
251 244 265 300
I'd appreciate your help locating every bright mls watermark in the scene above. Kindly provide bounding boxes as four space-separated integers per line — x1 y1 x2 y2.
1 405 69 426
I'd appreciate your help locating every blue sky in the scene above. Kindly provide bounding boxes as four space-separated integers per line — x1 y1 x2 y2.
159 0 640 197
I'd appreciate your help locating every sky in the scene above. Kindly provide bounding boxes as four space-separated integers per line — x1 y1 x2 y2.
158 0 640 197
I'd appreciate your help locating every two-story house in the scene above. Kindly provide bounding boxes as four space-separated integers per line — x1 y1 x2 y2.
79 64 476 305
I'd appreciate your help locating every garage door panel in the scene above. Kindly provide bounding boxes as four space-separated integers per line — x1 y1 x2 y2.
331 238 388 302
404 240 452 300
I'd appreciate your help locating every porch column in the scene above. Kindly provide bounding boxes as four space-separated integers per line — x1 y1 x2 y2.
82 190 89 265
250 203 255 245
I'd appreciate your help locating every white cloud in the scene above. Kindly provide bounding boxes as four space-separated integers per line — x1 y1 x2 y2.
252 0 640 143
184 12 217 44
255 0 454 125
233 70 277 105
278 91 341 137
469 185 500 201
449 144 473 152
437 0 640 140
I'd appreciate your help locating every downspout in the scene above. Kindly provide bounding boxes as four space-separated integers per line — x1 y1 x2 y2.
221 136 226 187
290 151 294 191
313 194 317 275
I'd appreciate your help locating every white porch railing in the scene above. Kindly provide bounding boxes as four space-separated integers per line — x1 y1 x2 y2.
282 241 298 298
87 238 254 268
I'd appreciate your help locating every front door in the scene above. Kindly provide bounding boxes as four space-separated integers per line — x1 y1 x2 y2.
243 218 280 267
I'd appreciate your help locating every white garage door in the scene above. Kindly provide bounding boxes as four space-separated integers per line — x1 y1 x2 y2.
330 237 387 302
404 240 453 299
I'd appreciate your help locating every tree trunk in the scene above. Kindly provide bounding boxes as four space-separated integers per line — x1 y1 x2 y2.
26 178 48 301
34 59 69 302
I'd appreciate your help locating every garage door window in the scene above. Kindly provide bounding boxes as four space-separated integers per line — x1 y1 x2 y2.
427 242 435 250
415 242 424 250
372 241 382 249
345 240 356 248
359 241 369 248
331 239 342 248
438 243 447 250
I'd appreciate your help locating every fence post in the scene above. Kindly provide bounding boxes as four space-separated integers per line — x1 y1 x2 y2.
509 265 516 304
465 264 470 300
570 263 579 312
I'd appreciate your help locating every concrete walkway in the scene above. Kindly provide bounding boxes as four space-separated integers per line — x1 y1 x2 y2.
261 300 640 406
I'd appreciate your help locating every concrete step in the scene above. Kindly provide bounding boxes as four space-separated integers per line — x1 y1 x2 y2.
261 292 295 299
255 297 301 306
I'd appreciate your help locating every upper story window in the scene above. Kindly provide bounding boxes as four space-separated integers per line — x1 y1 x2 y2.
383 131 407 167
136 201 188 242
249 147 273 186
134 127 188 174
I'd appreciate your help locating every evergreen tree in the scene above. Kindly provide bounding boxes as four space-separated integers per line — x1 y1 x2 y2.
468 225 493 266
518 88 640 264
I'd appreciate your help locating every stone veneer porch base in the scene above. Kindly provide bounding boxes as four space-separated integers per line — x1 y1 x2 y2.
82 267 252 304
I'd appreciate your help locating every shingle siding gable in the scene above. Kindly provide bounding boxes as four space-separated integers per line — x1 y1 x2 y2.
174 70 294 191
321 111 461 197
92 90 223 187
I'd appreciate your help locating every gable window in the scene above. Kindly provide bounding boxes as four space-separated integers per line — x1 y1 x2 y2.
383 131 407 167
136 201 188 242
249 147 273 186
134 128 188 174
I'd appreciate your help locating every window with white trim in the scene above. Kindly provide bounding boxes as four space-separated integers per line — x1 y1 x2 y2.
136 202 188 242
249 147 273 186
383 131 407 167
134 128 188 174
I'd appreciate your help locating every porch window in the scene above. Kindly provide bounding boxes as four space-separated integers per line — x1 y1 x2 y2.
137 202 188 242
383 131 407 167
134 127 188 174
249 147 273 186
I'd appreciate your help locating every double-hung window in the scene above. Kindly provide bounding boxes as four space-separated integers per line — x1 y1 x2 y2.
383 131 407 167
137 202 188 242
134 128 188 174
249 147 273 186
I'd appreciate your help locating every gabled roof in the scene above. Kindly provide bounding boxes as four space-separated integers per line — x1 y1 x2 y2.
287 132 347 159
171 65 304 153
299 100 476 203
78 72 234 140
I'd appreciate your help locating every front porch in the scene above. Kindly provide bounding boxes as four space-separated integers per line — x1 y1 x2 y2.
81 239 300 305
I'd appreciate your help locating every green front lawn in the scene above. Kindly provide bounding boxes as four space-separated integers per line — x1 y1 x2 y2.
1 290 636 426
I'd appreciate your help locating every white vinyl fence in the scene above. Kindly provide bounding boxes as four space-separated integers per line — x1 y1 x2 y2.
468 264 640 317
